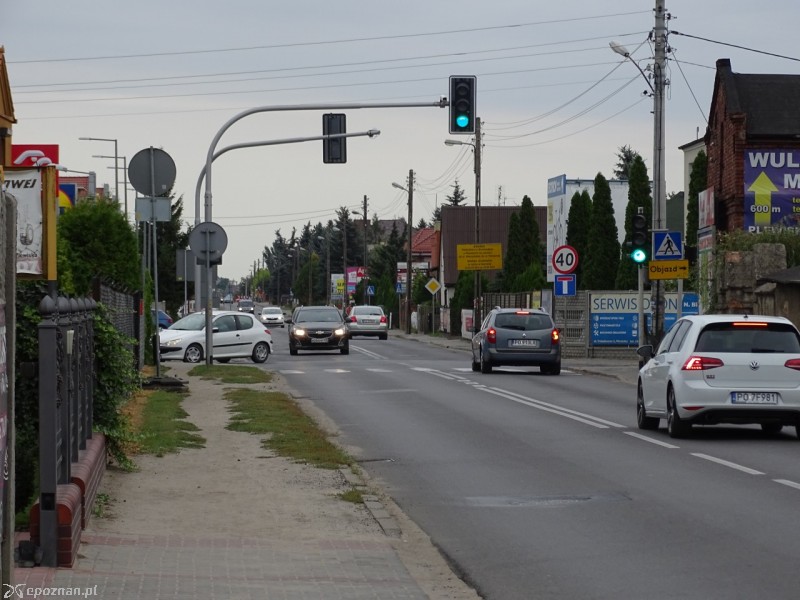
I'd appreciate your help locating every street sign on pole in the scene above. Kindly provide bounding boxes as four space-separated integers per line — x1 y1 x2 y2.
552 245 579 274
554 274 576 296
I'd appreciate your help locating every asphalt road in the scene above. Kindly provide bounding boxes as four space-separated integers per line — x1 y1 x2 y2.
265 326 800 600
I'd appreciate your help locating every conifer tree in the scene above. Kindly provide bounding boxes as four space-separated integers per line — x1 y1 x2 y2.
615 155 652 289
566 190 591 287
583 173 619 290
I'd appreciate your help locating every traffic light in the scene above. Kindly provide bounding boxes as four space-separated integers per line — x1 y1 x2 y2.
449 76 476 134
323 113 347 164
630 212 649 263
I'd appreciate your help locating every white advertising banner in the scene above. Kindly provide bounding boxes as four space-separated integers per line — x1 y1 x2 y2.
4 169 44 275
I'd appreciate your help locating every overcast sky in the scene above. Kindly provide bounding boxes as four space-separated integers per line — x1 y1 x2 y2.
4 1 799 280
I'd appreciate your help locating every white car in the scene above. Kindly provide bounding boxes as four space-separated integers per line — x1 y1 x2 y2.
346 305 388 339
260 306 285 327
159 311 273 364
636 314 800 439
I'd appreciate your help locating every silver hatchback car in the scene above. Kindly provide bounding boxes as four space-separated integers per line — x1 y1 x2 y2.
346 305 388 339
471 307 561 374
636 314 800 438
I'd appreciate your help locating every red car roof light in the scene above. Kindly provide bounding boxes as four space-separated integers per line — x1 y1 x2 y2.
784 358 800 371
682 356 724 370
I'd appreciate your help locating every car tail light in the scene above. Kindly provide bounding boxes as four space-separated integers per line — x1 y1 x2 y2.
682 356 724 370
784 358 800 371
380 315 387 323
487 327 497 344
551 328 560 344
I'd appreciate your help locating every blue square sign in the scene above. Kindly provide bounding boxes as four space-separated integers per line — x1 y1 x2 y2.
554 274 576 296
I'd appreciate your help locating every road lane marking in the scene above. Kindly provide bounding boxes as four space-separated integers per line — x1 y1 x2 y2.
623 431 679 448
774 479 800 490
360 389 418 394
351 346 385 359
481 387 610 429
366 368 393 373
489 388 625 428
323 369 351 373
691 453 764 475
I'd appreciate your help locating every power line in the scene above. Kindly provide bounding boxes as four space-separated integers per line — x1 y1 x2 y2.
10 11 652 64
671 31 800 62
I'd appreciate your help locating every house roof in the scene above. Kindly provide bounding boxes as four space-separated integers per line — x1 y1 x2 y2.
412 227 436 256
710 59 800 138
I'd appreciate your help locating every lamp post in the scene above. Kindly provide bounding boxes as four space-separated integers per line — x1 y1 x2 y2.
55 166 97 200
79 137 118 202
320 227 340 305
392 175 414 334
611 3 668 342
445 116 483 332
93 154 129 220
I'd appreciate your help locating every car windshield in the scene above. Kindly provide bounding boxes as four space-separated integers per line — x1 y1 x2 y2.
239 300 253 306
694 322 800 353
169 313 207 331
494 313 550 331
263 308 282 314
296 309 342 323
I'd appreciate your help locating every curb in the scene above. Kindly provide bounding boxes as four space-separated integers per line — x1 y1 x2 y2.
339 468 402 538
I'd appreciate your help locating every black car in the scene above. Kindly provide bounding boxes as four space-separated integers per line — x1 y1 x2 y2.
471 307 561 374
288 306 349 355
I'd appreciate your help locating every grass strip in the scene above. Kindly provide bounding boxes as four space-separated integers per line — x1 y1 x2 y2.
139 389 205 456
225 387 352 469
188 364 272 384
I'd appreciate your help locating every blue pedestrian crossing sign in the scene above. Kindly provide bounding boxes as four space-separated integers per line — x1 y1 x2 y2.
395 282 405 294
367 285 376 296
653 231 683 260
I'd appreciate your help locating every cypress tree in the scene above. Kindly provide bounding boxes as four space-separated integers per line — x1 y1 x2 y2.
583 173 619 290
566 190 591 287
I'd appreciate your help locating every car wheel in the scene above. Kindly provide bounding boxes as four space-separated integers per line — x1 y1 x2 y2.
471 355 480 372
340 342 350 355
252 342 270 364
480 346 493 374
184 343 203 364
666 386 690 438
637 383 660 430
541 362 561 375
796 425 800 441
216 358 231 364
761 423 783 435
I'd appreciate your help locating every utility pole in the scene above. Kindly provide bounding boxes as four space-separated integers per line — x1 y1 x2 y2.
651 1 668 343
406 170 414 334
473 117 483 332
342 218 347 303
363 194 369 305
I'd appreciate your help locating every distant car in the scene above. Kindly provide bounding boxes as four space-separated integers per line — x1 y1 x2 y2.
346 305 388 339
237 298 255 313
159 310 273 364
260 306 284 327
153 309 173 330
471 307 561 374
223 294 233 303
287 306 349 355
636 314 800 439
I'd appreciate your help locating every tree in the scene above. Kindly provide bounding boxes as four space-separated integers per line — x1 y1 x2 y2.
57 198 139 295
613 145 641 180
566 190 592 287
501 195 544 291
446 179 468 207
416 217 428 229
583 173 620 290
616 155 652 289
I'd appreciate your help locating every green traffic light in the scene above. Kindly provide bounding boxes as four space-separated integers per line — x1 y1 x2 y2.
631 248 647 263
456 114 470 128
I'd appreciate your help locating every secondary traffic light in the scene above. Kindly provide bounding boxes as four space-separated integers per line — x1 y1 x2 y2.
630 213 649 263
449 76 476 134
323 113 347 164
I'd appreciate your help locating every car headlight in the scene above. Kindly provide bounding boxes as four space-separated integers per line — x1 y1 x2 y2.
293 328 306 337
165 338 182 347
334 327 346 336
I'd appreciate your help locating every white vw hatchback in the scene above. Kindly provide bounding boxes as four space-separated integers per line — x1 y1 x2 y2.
636 314 800 439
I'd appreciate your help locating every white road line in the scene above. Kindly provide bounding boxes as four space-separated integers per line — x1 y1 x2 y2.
359 389 418 394
366 368 393 373
481 387 610 429
490 388 626 428
691 453 764 475
623 431 679 448
351 346 385 359
280 370 305 374
773 479 800 491
323 368 351 373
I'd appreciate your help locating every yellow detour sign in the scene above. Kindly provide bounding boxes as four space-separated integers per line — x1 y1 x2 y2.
648 259 689 280
457 243 503 271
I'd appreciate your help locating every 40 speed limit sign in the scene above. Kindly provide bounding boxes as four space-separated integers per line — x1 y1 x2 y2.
552 244 579 274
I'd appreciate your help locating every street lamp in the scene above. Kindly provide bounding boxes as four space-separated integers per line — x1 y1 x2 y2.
55 166 97 199
93 154 129 220
611 15 667 342
79 137 119 202
444 117 483 332
392 176 413 334
320 227 340 305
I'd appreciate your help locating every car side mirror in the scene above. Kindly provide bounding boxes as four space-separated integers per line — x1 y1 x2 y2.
636 345 654 360
212 327 220 333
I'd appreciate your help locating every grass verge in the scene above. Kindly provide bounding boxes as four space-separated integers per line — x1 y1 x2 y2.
188 364 272 384
225 387 353 469
138 388 206 456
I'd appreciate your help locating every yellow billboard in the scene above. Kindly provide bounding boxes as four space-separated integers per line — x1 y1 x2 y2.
456 243 503 271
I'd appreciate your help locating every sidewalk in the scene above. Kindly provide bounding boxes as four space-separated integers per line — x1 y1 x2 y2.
14 359 480 600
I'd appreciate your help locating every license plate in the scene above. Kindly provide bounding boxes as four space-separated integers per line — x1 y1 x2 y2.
361 319 377 324
730 392 779 404
311 337 329 344
510 339 539 348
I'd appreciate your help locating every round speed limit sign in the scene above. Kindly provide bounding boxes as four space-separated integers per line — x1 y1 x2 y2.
552 245 579 274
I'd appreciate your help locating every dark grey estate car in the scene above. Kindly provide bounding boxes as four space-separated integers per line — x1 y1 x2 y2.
288 306 349 355
471 307 561 374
